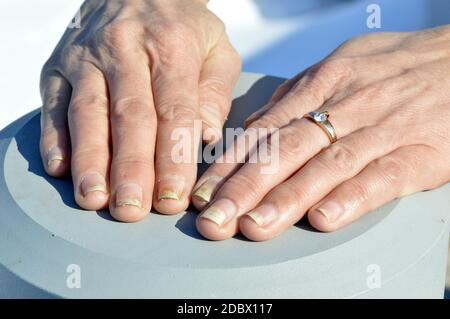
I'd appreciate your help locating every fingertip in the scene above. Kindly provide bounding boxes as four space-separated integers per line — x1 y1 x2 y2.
196 216 231 241
191 176 222 211
75 189 109 211
239 214 281 242
109 183 150 222
307 209 337 232
153 197 190 215
110 204 149 223
43 145 70 177
192 195 210 211
45 159 70 177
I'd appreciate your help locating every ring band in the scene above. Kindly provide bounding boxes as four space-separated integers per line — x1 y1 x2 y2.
304 111 337 143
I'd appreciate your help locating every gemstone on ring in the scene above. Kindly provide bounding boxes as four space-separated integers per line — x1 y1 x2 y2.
311 111 329 122
304 110 337 143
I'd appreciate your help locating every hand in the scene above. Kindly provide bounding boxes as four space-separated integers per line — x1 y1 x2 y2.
39 0 241 221
193 26 450 241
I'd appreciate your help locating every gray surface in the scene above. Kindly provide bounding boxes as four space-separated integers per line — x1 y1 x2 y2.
0 73 449 298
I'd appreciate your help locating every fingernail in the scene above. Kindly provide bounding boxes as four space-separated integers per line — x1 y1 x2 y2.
246 204 278 227
116 183 142 208
200 198 237 227
314 201 344 223
80 172 107 196
158 176 184 201
193 176 222 204
47 146 64 166
200 104 223 128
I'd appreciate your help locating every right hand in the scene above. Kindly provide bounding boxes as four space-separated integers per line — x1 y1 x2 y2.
39 0 241 221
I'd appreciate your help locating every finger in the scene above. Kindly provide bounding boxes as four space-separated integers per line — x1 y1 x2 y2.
151 60 201 214
307 145 446 232
195 119 325 240
39 71 71 177
67 64 110 211
255 59 352 128
108 61 156 222
197 122 399 241
192 59 352 209
244 70 306 128
237 125 401 241
199 38 241 144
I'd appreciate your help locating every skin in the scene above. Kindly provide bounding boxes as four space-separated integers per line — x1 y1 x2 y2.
193 26 450 241
39 0 241 221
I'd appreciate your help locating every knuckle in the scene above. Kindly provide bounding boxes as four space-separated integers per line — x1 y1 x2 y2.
68 95 108 119
40 59 58 81
159 22 193 47
152 22 195 64
112 97 156 128
250 113 281 130
200 76 228 96
277 182 304 206
318 143 358 174
301 59 353 101
360 81 388 100
94 21 141 56
199 77 230 110
59 45 85 68
373 156 405 185
231 48 242 67
113 153 153 169
42 93 69 113
72 145 109 161
97 22 131 45
224 45 242 70
346 180 370 204
222 174 264 205
208 14 226 34
311 58 351 84
277 126 310 161
271 82 290 101
157 102 196 123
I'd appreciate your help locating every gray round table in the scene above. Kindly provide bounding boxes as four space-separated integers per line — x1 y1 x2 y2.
0 73 449 298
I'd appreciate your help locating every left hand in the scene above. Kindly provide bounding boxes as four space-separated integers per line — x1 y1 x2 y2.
192 26 450 241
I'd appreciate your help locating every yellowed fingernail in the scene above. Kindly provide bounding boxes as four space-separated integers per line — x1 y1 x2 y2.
81 172 107 196
200 198 237 227
47 146 64 166
158 191 179 200
246 204 278 227
193 185 214 203
157 176 184 201
193 177 222 204
117 197 142 207
116 183 142 208
201 207 227 226
86 184 106 193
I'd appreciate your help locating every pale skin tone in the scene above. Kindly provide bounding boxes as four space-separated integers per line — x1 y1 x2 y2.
40 0 241 221
41 1 450 240
193 26 450 241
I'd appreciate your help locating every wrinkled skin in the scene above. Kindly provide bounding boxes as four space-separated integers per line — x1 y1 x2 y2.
194 26 450 241
40 0 241 221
